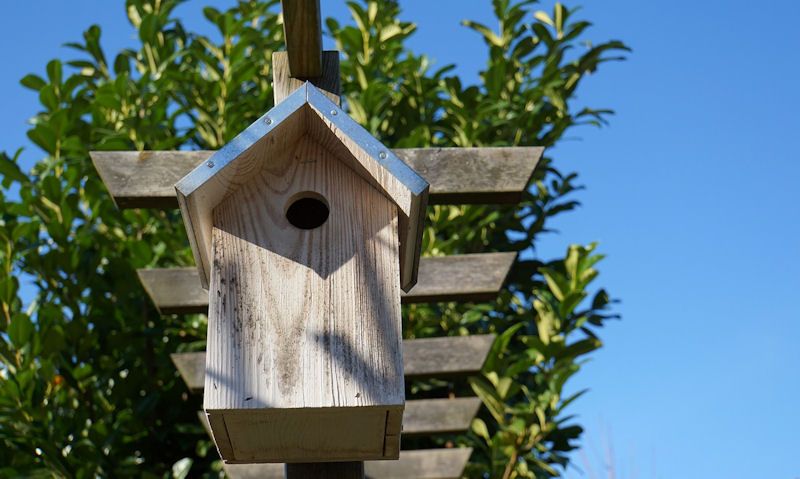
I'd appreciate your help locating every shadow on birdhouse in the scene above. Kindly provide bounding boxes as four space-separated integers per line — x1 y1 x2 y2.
175 83 429 463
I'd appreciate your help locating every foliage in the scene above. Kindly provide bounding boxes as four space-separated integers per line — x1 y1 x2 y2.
0 0 627 477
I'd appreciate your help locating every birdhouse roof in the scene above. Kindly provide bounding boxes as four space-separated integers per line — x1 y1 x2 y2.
176 82 429 292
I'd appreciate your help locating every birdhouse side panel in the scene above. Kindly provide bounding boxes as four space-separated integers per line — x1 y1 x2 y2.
203 136 404 413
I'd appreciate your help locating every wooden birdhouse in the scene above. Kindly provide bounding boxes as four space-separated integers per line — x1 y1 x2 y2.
175 83 429 464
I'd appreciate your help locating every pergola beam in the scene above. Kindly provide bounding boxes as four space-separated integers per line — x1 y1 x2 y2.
89 148 543 209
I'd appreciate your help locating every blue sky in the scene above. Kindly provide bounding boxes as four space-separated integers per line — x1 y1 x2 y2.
2 1 799 478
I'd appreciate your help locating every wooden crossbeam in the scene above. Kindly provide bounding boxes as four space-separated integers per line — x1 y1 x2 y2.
401 397 482 435
280 0 322 78
171 335 495 392
139 252 516 314
220 448 474 479
89 147 542 209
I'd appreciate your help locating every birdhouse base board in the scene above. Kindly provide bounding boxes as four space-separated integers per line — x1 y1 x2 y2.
205 406 403 464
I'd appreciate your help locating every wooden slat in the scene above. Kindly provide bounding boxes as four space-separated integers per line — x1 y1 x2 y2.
172 336 494 393
281 0 322 78
367 449 472 479
90 147 542 209
402 335 496 378
140 252 516 314
403 397 482 436
220 449 472 479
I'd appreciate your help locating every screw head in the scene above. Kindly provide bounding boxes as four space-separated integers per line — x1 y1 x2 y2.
378 151 388 160
206 161 215 168
264 117 273 125
330 109 338 116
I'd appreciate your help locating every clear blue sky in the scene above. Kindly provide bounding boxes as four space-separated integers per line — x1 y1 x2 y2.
2 1 799 478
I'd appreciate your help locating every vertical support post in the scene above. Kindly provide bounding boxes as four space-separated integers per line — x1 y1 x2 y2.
279 3 363 477
272 51 341 105
286 462 365 478
281 0 323 78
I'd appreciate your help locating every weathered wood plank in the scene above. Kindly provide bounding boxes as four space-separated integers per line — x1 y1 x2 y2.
402 334 496 378
362 448 472 479
216 448 472 479
403 397 482 436
90 147 542 208
281 0 322 78
409 253 516 304
139 252 516 314
172 336 494 393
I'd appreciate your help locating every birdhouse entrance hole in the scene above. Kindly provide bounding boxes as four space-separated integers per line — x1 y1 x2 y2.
285 191 329 230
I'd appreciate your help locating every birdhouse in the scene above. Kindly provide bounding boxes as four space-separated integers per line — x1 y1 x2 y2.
175 83 429 464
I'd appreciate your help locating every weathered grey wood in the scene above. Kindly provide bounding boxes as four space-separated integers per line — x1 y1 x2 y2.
410 252 516 304
281 0 322 78
172 336 495 393
285 462 364 479
273 51 340 105
403 397 482 435
403 334 496 378
219 449 473 479
90 147 542 209
203 136 404 463
139 252 516 314
363 448 472 479
396 147 542 205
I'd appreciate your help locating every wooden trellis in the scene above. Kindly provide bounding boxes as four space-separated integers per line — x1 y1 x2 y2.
90 1 543 477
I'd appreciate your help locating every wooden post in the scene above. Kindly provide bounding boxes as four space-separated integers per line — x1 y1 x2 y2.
281 0 323 78
272 50 340 105
286 462 365 478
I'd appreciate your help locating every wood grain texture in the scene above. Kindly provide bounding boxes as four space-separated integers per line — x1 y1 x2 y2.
172 336 495 393
403 397 482 436
219 449 473 479
172 83 429 292
273 51 340 105
397 147 543 205
174 87 309 289
139 252 516 314
204 137 403 462
281 0 322 78
90 147 542 209
304 87 429 291
402 335 496 378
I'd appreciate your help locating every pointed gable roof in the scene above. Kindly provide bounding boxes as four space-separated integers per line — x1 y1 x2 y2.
176 83 429 292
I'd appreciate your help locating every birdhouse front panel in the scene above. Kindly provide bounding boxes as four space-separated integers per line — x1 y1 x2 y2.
202 135 404 463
